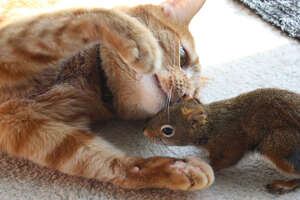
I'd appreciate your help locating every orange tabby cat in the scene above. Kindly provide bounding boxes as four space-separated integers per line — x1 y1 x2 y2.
0 0 214 190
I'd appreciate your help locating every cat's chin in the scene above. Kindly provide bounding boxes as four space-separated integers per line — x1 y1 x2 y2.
153 74 166 97
115 74 168 120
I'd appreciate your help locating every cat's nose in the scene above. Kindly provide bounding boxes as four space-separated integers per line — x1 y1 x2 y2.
171 92 191 104
182 93 191 99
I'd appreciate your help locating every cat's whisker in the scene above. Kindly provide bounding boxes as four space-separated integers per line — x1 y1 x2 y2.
173 43 177 67
167 86 173 123
164 87 170 109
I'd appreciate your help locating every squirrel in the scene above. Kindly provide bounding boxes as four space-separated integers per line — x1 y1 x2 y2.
143 88 300 195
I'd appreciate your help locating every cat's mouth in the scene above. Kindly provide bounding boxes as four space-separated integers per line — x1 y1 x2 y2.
153 74 188 106
153 74 168 100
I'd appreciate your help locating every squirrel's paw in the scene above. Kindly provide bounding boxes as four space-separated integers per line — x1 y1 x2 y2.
266 179 299 195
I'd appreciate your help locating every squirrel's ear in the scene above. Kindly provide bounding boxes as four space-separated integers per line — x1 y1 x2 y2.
181 107 194 116
181 106 207 128
190 110 207 129
190 111 207 128
161 0 206 25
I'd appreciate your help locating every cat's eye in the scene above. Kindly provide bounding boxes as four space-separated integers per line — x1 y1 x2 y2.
179 45 188 69
160 125 175 137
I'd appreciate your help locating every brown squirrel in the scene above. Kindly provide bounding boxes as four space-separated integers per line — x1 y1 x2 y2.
144 88 300 194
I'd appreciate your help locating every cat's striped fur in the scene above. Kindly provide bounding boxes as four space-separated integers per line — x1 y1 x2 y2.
0 0 214 190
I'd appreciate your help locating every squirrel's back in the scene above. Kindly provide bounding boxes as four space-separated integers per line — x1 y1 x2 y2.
236 88 300 113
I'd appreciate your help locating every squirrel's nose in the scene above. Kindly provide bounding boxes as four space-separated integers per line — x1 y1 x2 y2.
143 129 149 137
180 93 192 102
182 93 191 99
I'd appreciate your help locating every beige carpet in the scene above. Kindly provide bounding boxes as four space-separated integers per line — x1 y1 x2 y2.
0 0 300 199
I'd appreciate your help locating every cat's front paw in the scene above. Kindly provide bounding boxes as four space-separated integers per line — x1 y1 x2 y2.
181 156 215 190
112 156 214 191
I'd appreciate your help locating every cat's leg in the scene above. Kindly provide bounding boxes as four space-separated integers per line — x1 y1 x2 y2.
0 99 214 190
257 129 300 194
113 156 214 190
0 8 160 86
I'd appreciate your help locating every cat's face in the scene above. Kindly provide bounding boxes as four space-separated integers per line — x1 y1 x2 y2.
111 0 205 119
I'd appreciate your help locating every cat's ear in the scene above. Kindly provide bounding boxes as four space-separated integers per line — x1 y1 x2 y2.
161 0 206 25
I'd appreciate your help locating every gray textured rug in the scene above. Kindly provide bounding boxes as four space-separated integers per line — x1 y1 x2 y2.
237 0 300 40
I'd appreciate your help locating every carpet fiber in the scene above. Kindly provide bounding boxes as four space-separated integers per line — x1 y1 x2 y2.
237 0 300 40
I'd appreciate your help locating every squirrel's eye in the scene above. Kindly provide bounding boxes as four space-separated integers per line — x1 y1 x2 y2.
160 125 175 137
179 45 188 69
